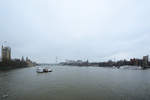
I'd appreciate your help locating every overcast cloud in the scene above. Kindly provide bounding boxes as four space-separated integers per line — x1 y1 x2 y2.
0 0 150 63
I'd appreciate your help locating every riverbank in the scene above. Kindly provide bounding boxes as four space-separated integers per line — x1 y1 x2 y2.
0 66 32 71
0 60 37 70
59 63 150 70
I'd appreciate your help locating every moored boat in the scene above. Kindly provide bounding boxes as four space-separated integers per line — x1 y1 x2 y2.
36 67 52 73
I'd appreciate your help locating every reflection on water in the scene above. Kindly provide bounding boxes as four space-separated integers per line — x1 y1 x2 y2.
0 66 150 100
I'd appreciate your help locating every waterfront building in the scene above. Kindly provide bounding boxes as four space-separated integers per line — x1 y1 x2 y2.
1 45 11 61
143 55 149 67
21 56 25 62
76 60 83 64
65 60 76 64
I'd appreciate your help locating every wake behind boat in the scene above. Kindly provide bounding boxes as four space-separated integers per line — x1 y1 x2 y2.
36 67 52 73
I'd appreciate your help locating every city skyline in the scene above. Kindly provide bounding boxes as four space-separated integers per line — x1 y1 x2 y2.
0 0 150 63
0 44 149 64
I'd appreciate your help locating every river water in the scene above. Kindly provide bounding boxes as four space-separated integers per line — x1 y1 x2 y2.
0 65 150 100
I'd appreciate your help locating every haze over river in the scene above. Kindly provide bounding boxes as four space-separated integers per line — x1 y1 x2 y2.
0 65 150 100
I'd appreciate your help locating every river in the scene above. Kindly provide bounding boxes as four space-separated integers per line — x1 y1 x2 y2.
0 65 150 100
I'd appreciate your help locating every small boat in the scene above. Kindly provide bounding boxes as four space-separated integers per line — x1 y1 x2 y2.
36 67 44 73
36 67 52 73
43 68 52 72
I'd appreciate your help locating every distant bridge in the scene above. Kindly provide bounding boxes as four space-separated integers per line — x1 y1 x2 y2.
37 63 58 66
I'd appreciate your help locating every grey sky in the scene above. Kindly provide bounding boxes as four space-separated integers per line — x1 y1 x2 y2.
0 0 150 63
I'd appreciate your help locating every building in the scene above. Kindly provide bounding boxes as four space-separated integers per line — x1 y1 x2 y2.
21 56 25 62
143 55 149 67
1 45 11 61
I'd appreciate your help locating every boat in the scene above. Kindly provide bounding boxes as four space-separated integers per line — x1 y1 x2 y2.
36 67 52 73
43 68 52 72
36 67 44 73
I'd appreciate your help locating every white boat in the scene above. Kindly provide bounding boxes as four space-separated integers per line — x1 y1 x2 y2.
36 67 44 73
36 67 52 73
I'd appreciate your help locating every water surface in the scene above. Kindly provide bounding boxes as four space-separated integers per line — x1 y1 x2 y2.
0 66 150 100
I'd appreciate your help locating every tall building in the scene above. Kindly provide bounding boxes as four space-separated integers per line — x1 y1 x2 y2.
21 56 25 62
143 55 149 67
1 45 11 61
